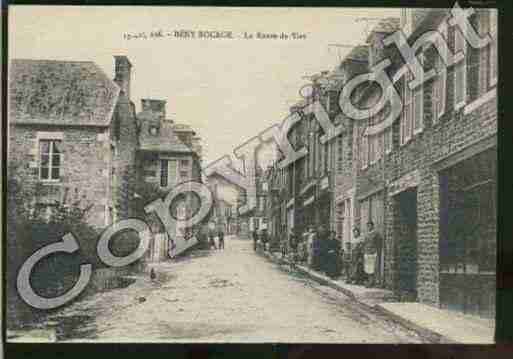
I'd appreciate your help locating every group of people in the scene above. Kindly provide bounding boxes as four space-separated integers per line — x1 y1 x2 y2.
273 221 383 287
343 221 383 287
208 230 225 250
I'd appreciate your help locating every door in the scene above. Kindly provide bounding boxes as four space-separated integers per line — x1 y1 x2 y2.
395 188 418 301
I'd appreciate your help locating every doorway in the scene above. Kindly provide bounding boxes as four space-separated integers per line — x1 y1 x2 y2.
394 188 418 302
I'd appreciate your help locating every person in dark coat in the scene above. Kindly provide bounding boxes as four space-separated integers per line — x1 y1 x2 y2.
252 230 258 251
325 230 341 278
311 225 324 271
218 230 225 250
342 242 352 281
209 230 217 250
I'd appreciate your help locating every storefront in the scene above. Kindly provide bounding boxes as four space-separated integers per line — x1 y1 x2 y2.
438 147 496 318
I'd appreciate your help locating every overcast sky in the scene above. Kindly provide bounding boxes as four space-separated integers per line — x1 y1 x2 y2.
10 6 399 167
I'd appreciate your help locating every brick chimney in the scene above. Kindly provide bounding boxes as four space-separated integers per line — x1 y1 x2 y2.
141 99 166 120
114 56 132 98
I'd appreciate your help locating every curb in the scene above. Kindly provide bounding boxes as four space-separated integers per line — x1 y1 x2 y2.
258 250 452 343
373 304 454 343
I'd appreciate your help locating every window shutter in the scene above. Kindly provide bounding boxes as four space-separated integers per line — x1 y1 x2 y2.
385 127 392 154
413 52 424 133
436 22 448 120
361 127 368 169
454 20 467 109
489 9 497 86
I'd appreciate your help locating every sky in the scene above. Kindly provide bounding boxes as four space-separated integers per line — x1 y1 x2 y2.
10 6 399 168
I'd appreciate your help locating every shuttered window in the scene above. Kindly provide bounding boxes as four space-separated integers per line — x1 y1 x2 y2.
401 74 413 145
413 52 424 134
361 124 368 169
433 22 448 123
384 126 392 154
489 9 497 86
453 20 467 109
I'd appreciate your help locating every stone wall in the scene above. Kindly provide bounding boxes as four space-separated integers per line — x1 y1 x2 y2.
351 10 497 307
8 124 112 228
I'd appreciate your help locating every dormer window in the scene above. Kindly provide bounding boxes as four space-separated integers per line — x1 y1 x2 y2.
149 126 159 136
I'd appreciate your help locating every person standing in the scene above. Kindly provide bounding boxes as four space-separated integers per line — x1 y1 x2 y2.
363 221 383 287
325 230 341 278
349 226 367 285
209 230 217 250
218 230 225 250
342 242 352 282
311 226 324 271
252 230 258 251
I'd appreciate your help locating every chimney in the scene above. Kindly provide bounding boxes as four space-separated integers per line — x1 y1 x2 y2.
114 56 132 98
141 99 166 120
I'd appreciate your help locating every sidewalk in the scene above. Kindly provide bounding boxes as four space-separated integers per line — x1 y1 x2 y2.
259 249 495 344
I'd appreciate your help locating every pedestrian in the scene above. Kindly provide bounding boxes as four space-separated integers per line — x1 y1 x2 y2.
252 230 258 251
363 220 383 288
261 229 269 251
209 230 217 250
324 230 341 278
342 242 352 281
218 230 225 250
311 226 323 271
349 226 367 285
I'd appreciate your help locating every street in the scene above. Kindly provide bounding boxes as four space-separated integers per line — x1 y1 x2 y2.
30 236 430 343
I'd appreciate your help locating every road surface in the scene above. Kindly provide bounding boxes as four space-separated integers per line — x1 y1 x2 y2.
12 236 431 343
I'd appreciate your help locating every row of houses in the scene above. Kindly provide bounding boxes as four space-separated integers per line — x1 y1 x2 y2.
263 8 497 318
8 55 204 262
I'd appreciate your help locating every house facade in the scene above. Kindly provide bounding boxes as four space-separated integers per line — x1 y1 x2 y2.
8 56 139 229
136 98 203 261
263 8 497 319
9 56 204 263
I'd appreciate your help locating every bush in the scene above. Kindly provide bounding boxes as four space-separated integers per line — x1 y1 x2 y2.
6 177 99 328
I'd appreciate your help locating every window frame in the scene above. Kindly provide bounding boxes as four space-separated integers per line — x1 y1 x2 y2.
453 19 468 111
39 139 62 182
400 74 413 146
412 51 424 135
489 9 498 87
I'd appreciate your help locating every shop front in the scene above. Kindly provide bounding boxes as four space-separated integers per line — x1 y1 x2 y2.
438 147 496 318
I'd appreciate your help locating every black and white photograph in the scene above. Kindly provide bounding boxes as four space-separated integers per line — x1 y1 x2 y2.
5 4 498 344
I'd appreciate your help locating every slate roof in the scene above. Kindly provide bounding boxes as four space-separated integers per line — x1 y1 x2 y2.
9 59 119 126
172 123 196 134
366 17 401 42
137 110 193 153
345 45 370 63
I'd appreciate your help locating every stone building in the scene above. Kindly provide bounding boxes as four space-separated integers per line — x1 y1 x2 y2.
136 98 203 261
8 56 139 228
8 56 204 263
351 9 497 317
262 8 497 319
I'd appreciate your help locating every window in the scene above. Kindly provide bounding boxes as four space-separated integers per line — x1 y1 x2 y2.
433 22 448 123
180 159 190 167
489 9 497 86
337 136 343 171
160 160 168 187
160 159 177 187
323 142 329 175
400 75 413 145
413 52 424 134
384 126 392 154
39 139 62 181
453 21 467 109
361 124 368 169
